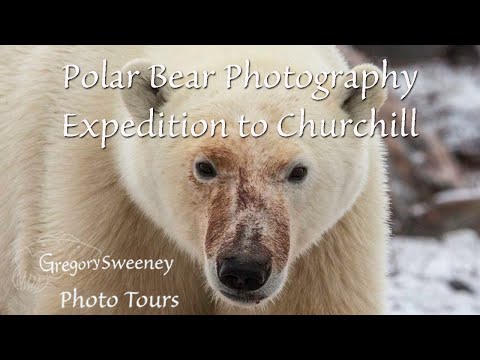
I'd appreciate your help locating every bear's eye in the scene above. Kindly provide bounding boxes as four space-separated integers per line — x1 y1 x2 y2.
195 161 217 180
288 166 308 183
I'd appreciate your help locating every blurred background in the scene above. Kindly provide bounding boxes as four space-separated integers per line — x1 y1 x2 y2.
338 45 480 314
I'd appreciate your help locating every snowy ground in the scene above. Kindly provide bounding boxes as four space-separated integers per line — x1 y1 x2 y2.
386 60 480 314
388 229 480 314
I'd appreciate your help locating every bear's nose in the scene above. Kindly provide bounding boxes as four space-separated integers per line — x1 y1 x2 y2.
217 257 271 292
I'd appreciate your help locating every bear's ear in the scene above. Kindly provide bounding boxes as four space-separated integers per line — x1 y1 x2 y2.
336 64 388 121
121 59 169 120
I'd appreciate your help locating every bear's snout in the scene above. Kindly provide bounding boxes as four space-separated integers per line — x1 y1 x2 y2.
206 241 287 307
217 255 272 292
203 169 291 307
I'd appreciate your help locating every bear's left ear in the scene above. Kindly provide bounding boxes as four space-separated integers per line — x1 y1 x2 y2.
120 59 170 120
336 64 388 121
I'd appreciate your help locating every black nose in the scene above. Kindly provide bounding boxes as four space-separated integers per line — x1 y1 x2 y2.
217 257 272 292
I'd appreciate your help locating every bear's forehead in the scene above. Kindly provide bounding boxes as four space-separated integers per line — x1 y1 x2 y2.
197 137 301 175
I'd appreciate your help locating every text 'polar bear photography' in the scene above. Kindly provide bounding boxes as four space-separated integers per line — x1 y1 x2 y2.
1 45 479 315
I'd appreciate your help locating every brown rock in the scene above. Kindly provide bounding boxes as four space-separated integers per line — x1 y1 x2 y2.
408 188 480 236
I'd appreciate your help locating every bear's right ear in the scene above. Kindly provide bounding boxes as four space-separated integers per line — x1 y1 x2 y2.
121 59 169 120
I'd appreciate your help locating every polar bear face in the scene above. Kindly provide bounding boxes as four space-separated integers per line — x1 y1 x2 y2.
118 60 386 308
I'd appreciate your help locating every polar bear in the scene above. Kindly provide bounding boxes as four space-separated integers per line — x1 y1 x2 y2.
0 45 389 314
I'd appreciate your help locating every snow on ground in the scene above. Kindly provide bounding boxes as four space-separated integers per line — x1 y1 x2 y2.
386 60 480 314
388 229 480 314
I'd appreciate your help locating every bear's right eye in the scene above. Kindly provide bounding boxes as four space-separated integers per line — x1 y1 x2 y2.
195 161 217 180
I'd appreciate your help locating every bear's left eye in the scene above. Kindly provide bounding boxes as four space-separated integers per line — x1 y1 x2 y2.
195 161 217 180
288 166 308 182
